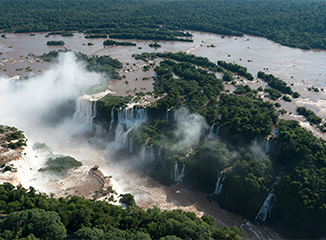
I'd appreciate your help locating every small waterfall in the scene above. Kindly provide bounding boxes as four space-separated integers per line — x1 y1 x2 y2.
261 138 270 154
255 192 276 223
150 145 155 162
166 109 170 120
174 111 177 121
157 146 162 162
208 123 215 139
171 162 186 182
255 171 283 223
214 171 226 195
216 126 220 139
139 145 146 162
108 105 115 139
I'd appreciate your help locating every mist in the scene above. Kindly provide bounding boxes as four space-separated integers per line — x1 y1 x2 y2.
0 52 105 147
175 108 208 148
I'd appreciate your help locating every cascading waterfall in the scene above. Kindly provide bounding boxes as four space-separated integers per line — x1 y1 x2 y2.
73 96 97 128
171 162 186 182
150 145 155 162
208 123 215 139
255 192 276 223
113 106 148 150
166 109 169 120
216 126 220 139
261 138 271 154
214 171 226 195
140 145 146 162
255 171 283 223
108 105 115 139
0 140 36 188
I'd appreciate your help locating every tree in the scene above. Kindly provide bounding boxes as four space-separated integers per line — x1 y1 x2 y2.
74 227 104 240
1 208 66 239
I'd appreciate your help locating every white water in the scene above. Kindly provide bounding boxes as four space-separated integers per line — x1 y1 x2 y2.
111 106 148 151
208 123 215 139
214 171 226 195
255 172 283 223
108 105 115 139
0 140 38 188
171 162 186 182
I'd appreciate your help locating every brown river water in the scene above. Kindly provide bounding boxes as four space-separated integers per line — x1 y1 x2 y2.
1 31 326 239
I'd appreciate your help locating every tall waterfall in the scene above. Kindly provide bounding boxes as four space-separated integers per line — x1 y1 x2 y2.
112 106 148 152
261 138 271 154
208 123 215 139
157 146 162 162
73 96 97 126
171 162 186 182
140 145 146 162
150 145 155 162
255 172 283 223
214 171 226 195
216 126 220 139
108 105 115 139
166 109 169 120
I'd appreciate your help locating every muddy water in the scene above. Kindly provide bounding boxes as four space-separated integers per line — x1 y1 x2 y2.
53 139 282 240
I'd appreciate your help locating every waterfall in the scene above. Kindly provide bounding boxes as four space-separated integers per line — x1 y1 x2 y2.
150 145 155 162
140 145 146 162
174 111 177 121
255 171 283 223
171 162 186 182
157 146 162 162
73 95 97 130
108 105 115 139
166 109 169 120
0 141 36 188
111 106 148 150
261 138 270 154
208 123 215 139
214 171 226 195
255 192 276 223
216 126 220 139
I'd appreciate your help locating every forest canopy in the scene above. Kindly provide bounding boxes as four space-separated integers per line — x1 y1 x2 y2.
1 0 326 49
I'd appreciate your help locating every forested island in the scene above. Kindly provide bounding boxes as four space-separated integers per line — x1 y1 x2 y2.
1 0 326 49
93 51 326 239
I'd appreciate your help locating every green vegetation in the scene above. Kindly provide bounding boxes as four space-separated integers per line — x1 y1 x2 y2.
218 61 254 80
0 183 244 240
96 94 133 121
2 0 326 49
0 125 27 149
103 39 136 46
38 155 82 175
258 71 293 95
297 106 322 125
149 42 161 48
46 40 65 45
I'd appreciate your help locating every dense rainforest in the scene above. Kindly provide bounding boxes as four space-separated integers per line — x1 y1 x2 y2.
93 51 326 239
1 0 326 49
0 182 244 239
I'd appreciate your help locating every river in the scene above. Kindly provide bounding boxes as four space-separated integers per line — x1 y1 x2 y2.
1 30 326 239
